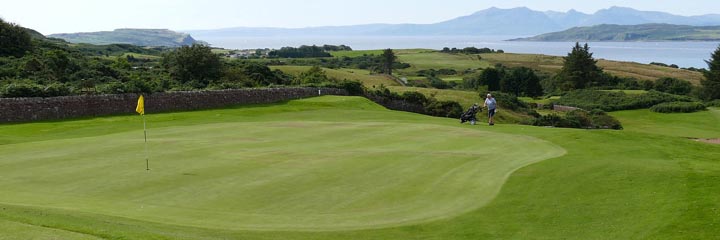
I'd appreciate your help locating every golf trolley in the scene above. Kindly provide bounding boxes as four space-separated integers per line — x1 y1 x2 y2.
460 104 481 125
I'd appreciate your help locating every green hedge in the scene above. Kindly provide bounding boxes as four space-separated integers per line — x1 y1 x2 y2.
650 102 707 113
554 90 695 111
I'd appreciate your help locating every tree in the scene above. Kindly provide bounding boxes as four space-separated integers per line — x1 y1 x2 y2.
702 45 720 100
381 49 396 75
299 66 329 84
162 44 222 87
112 56 132 70
521 68 544 97
500 67 542 97
479 68 503 91
557 42 603 90
500 68 524 96
43 49 74 82
0 18 32 58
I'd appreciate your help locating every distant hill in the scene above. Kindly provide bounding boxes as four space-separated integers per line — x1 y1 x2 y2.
511 24 720 41
187 6 720 38
49 29 198 47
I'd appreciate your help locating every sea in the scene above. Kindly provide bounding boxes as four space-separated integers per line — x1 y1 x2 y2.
198 35 720 69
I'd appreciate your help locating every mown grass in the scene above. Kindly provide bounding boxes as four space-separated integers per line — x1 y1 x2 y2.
396 51 490 75
0 96 564 235
612 107 720 138
1 96 719 239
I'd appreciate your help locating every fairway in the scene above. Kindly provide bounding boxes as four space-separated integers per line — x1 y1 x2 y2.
0 99 563 231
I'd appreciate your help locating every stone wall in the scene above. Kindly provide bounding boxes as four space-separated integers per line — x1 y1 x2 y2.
0 87 347 123
365 95 426 114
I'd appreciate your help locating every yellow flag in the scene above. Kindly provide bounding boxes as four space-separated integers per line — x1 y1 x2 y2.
136 95 145 115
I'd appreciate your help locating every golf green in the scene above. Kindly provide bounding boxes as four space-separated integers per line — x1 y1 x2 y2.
0 113 564 231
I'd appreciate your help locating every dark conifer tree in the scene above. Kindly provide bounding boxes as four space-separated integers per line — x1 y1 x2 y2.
557 42 603 90
702 45 720 100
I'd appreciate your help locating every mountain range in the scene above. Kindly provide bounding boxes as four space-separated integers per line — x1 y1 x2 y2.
187 6 720 38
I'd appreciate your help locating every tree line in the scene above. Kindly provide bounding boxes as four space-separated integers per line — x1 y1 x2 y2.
267 45 352 58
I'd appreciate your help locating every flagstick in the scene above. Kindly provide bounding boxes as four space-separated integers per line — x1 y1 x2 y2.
143 114 149 171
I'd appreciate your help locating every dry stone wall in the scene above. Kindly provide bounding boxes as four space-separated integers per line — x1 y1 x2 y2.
0 88 347 123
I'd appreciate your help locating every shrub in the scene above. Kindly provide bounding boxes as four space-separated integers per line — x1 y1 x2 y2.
705 99 720 107
654 77 692 95
3 83 44 97
2 82 74 98
401 91 428 105
486 92 528 111
425 100 463 118
554 90 695 111
650 102 706 113
42 83 73 97
531 109 622 129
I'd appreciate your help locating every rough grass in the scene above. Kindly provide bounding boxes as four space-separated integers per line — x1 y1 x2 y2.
386 86 532 123
479 53 704 84
330 50 383 57
1 96 719 239
270 66 398 87
600 89 648 95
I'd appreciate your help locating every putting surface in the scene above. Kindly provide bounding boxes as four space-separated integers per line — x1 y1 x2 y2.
0 117 563 231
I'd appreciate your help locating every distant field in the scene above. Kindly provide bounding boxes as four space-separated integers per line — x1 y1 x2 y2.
120 52 161 60
261 49 704 85
600 89 649 95
99 52 161 60
441 77 464 82
598 59 704 84
519 96 561 105
330 50 383 57
396 51 490 75
270 66 399 87
479 53 704 84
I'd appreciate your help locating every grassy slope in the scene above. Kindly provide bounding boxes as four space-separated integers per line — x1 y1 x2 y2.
479 53 704 84
386 86 529 123
361 50 702 84
1 96 719 239
612 108 720 139
270 66 398 87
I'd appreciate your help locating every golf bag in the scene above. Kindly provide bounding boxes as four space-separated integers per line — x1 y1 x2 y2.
460 105 481 124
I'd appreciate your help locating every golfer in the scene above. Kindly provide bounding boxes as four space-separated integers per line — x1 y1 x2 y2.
483 93 497 126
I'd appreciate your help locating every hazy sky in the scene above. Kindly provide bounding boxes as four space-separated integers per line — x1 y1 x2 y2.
2 0 720 34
